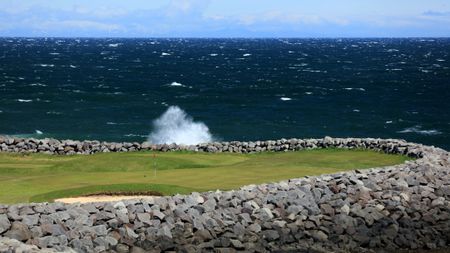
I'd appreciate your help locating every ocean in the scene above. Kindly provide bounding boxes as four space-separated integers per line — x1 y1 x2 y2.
0 38 449 149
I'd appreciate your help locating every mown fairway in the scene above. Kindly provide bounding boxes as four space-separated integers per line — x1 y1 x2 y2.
0 149 410 204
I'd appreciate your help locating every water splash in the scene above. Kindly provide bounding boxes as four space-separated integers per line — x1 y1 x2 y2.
148 106 213 145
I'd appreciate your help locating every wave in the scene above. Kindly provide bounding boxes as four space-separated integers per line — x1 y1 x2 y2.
168 82 184 87
46 111 62 115
124 134 147 137
37 64 54 68
29 83 47 87
398 126 442 135
148 106 213 145
17 99 32 103
343 87 366 91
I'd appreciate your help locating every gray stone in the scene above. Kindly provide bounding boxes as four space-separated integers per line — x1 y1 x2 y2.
263 230 279 241
310 230 328 241
247 223 261 233
116 244 130 253
157 225 172 238
136 213 151 224
4 222 31 241
230 239 244 249
203 199 217 212
258 208 274 221
194 229 213 241
152 209 165 220
22 214 39 226
0 214 10 234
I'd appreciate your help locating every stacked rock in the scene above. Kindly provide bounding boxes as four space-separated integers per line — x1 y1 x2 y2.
0 137 448 252
0 135 436 158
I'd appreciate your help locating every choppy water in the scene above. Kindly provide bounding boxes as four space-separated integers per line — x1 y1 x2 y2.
0 38 449 149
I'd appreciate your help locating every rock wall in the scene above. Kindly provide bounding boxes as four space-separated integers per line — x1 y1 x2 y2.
0 135 435 156
0 137 449 253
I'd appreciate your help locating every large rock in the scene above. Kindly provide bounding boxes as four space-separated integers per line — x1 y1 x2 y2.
4 222 32 241
0 214 10 234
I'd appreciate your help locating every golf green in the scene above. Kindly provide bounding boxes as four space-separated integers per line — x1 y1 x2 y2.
0 149 410 204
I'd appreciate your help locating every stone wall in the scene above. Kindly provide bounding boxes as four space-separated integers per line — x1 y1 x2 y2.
0 137 449 253
0 135 435 157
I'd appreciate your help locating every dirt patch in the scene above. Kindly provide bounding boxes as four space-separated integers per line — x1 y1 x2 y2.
55 195 159 204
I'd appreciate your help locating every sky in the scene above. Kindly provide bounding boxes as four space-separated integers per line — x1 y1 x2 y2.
0 0 449 37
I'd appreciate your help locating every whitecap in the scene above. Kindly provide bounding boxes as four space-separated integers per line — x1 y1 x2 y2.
69 65 77 68
168 82 185 87
209 53 218 56
49 52 60 55
398 126 442 135
106 122 117 125
353 109 360 112
305 92 313 95
108 43 120 48
38 64 54 67
46 111 62 115
344 87 365 91
29 83 47 87
17 99 32 103
243 53 251 57
35 130 43 135
385 121 393 124
280 97 292 101
436 59 445 62
161 52 171 56
125 134 147 137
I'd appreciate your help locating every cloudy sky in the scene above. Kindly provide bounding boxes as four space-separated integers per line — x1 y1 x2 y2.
1 0 449 37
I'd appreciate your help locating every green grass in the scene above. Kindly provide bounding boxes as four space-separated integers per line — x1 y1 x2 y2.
0 149 411 204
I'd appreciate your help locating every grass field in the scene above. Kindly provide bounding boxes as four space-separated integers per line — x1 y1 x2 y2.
0 149 410 204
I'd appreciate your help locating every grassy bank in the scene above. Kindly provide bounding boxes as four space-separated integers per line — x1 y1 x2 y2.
0 149 410 204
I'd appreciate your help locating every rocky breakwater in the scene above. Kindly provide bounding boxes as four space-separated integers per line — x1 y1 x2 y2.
0 138 449 252
0 135 438 156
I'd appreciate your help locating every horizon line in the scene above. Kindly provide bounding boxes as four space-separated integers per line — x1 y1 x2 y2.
1 36 450 39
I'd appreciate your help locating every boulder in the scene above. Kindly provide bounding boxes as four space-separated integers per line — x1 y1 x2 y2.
4 222 31 241
0 214 10 234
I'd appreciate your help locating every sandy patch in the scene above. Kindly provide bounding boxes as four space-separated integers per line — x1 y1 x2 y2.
55 195 158 204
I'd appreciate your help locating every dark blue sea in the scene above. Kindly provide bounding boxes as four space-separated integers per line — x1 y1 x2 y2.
0 38 449 149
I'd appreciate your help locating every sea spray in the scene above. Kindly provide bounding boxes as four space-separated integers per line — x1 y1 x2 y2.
148 106 213 145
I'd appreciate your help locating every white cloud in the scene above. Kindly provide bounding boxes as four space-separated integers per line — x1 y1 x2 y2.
49 20 123 31
226 11 348 26
73 5 129 18
165 0 211 17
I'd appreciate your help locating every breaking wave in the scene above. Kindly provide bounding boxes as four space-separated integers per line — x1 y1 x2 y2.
148 106 213 145
398 126 442 135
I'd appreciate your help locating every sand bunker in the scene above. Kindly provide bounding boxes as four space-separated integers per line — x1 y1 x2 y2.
55 195 158 204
